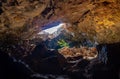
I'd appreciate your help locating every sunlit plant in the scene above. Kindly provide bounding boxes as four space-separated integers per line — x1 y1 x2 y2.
57 39 69 48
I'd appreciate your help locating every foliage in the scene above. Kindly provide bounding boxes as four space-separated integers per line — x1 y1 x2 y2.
57 39 69 48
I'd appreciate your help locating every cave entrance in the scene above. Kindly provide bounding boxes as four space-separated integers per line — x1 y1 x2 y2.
30 20 101 60
34 20 98 49
36 20 70 49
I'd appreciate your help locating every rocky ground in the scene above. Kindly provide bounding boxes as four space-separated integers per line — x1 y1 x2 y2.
0 42 120 79
59 47 97 60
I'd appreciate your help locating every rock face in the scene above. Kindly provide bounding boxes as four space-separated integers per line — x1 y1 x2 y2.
55 0 120 44
0 0 45 28
0 0 120 43
59 47 98 60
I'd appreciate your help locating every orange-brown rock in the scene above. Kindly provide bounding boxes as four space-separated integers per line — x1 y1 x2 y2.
0 0 120 43
59 47 98 60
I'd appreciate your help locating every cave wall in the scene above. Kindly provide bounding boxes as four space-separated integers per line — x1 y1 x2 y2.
0 0 120 43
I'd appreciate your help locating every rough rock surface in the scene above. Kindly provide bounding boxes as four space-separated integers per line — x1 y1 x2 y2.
59 47 98 60
0 0 120 79
0 0 120 43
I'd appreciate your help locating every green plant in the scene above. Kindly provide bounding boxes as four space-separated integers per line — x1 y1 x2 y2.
57 39 69 48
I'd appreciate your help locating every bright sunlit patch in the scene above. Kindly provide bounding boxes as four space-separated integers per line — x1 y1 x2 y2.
38 23 65 35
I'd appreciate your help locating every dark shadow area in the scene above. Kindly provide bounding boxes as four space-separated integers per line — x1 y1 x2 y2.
0 50 32 79
24 43 66 74
96 42 120 79
0 41 120 79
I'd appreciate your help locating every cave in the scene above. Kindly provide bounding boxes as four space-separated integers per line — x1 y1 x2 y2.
0 0 120 79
